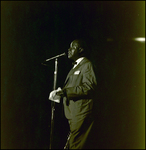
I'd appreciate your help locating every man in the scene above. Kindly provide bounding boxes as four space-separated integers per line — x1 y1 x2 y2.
49 39 97 149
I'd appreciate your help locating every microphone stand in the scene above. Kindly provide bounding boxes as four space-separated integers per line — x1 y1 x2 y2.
41 52 65 149
49 58 58 149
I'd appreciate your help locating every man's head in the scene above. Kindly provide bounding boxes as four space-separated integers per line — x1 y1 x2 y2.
68 39 87 61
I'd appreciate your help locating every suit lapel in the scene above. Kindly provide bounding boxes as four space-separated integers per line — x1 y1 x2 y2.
63 58 89 87
64 67 74 85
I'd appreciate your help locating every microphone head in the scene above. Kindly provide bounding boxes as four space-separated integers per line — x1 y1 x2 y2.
45 52 66 62
62 52 66 56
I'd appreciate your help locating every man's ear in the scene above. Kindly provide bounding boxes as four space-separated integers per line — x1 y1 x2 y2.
79 48 84 53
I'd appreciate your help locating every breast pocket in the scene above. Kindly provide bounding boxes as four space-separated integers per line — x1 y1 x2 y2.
71 74 82 85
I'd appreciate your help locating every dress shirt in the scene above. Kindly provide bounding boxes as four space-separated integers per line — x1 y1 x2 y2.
73 57 84 69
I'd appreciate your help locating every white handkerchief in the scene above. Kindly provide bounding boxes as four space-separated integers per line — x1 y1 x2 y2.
74 70 80 75
49 90 61 103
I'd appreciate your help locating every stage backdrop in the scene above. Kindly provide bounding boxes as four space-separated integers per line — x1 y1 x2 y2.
1 1 145 149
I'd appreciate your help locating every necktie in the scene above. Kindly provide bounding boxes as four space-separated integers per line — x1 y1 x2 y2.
72 61 77 66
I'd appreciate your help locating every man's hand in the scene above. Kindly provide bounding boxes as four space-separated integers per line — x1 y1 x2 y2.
49 87 62 103
56 87 65 97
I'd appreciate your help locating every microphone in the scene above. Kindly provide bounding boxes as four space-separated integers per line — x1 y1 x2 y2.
41 52 66 66
45 52 66 62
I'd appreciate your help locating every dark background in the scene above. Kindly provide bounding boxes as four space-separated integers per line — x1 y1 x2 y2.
1 1 145 149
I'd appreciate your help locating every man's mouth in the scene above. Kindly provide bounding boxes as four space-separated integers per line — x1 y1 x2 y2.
68 52 71 56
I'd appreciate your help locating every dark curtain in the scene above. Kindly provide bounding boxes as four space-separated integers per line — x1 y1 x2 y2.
1 1 145 149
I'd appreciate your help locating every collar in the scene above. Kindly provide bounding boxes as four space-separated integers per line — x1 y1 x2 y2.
73 57 84 69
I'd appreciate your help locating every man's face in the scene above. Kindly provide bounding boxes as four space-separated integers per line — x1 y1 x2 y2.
68 41 80 61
